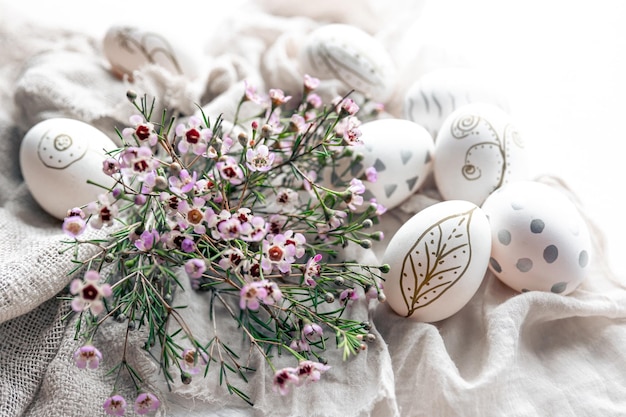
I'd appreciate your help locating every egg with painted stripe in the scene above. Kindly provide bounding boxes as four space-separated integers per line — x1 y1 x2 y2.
481 180 593 295
404 67 510 139
381 200 492 322
433 102 530 206
103 25 200 80
298 23 396 102
19 118 118 220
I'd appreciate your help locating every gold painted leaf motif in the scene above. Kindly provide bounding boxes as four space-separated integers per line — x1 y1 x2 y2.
399 207 476 317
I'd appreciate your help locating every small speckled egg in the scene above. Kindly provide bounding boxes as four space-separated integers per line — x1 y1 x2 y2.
403 67 511 139
382 200 492 322
433 102 530 206
19 118 118 220
481 180 593 294
298 23 396 102
103 25 200 80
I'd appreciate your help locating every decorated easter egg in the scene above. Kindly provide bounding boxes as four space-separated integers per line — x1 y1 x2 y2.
298 23 396 102
403 67 511 139
19 118 118 220
382 200 491 322
481 180 592 295
354 119 434 210
433 102 529 206
322 118 434 211
103 25 200 80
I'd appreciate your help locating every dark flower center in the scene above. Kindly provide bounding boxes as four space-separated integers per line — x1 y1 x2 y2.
136 125 151 140
268 246 283 262
223 167 236 178
249 263 261 278
133 159 149 172
186 128 200 144
82 284 99 301
100 207 112 222
188 209 203 224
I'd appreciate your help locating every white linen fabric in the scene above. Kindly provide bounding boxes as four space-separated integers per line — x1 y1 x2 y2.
1 1 626 417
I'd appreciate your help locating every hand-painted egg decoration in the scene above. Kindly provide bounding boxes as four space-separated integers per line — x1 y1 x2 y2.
298 23 396 102
103 25 200 80
320 118 434 212
382 200 492 322
19 118 118 220
404 67 510 139
481 180 593 294
433 102 530 206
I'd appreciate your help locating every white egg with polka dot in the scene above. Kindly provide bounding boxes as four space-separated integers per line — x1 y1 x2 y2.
481 180 592 295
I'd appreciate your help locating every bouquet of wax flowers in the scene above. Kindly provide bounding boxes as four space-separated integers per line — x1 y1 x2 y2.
59 74 389 414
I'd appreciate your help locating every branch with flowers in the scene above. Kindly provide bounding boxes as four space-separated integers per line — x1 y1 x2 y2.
59 74 389 414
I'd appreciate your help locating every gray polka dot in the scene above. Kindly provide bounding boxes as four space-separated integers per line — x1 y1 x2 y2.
490 257 502 273
530 219 545 233
498 230 511 245
579 250 589 268
543 245 558 263
516 258 533 272
551 282 568 294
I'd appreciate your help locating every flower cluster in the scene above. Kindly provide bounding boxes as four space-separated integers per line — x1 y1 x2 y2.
61 75 388 409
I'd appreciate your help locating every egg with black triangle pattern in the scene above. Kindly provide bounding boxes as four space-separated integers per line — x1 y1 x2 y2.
324 118 434 212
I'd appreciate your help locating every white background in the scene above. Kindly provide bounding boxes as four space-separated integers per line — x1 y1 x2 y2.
3 0 625 278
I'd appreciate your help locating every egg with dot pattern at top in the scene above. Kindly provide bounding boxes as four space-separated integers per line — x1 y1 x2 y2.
480 180 593 295
19 118 118 220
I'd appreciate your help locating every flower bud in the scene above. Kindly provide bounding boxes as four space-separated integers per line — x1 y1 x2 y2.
359 239 372 249
126 89 137 102
181 373 192 385
361 219 373 229
369 231 384 241
134 194 147 206
154 176 168 190
334 277 345 286
377 292 387 303
238 132 248 147
366 333 376 343
324 293 335 303
379 264 391 273
169 162 182 176
261 124 273 138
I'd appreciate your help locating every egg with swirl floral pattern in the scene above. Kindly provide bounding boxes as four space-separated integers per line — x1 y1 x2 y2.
433 102 530 206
